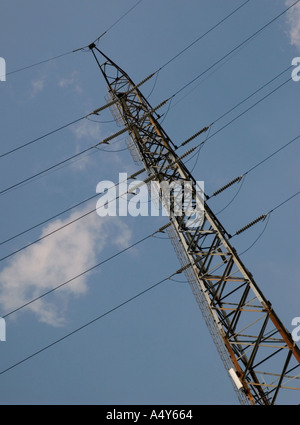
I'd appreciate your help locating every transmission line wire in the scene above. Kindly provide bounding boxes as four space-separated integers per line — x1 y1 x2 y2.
212 66 292 126
3 0 145 80
0 265 183 377
2 1 294 162
1 126 299 266
2 0 249 162
0 63 293 198
0 69 296 275
194 130 299 214
0 169 149 264
156 0 251 72
0 71 156 161
0 140 131 197
1 0 299 387
0 95 169 195
0 115 86 159
1 121 298 258
230 189 300 239
1 186 299 376
94 0 144 40
0 191 99 247
0 146 94 196
1 35 298 258
267 190 300 215
169 0 300 99
2 223 170 319
4 51 75 79
207 133 300 201
228 189 300 254
182 75 292 162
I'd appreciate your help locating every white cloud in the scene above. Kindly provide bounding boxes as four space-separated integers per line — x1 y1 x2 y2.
71 119 102 141
0 206 131 327
30 75 46 98
69 119 103 171
58 70 83 94
285 1 300 51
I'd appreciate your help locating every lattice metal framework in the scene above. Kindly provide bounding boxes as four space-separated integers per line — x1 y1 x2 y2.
90 45 300 405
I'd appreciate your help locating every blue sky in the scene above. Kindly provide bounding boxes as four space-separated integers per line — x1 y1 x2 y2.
0 0 299 405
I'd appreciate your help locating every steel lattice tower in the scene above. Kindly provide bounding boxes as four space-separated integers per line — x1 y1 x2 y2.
90 45 300 405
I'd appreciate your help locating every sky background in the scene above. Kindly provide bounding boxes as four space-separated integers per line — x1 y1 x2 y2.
0 0 299 405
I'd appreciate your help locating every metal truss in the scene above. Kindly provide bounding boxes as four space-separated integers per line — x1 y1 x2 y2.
90 45 300 405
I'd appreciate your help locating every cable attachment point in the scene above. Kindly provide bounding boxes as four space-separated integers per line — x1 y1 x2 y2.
180 125 211 148
209 175 244 199
174 263 191 275
235 214 268 236
156 223 171 234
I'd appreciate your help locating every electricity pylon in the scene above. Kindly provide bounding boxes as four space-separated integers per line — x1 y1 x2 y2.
90 44 300 405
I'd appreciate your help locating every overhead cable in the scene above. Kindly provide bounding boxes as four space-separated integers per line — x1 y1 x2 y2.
0 263 187 377
230 189 300 238
2 223 171 319
3 0 145 79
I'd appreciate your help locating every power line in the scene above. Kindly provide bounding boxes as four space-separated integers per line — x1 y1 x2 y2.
170 0 300 99
212 65 292 126
0 67 296 265
230 189 300 238
0 139 130 197
1 2 299 400
2 223 170 319
0 192 99 247
1 186 298 376
0 115 86 159
1 1 291 162
0 71 156 161
0 96 168 196
267 190 300 215
197 131 299 214
183 76 292 157
207 132 300 200
0 264 184 377
2 0 248 81
95 0 144 39
0 146 94 196
225 186 300 252
1 111 297 256
0 169 147 264
244 134 300 177
1 121 298 266
156 0 251 72
0 52 297 256
0 99 117 159
2 0 145 80
0 140 206 263
1 62 292 198
4 51 75 79
179 74 292 177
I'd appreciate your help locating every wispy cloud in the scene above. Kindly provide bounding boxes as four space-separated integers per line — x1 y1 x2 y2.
285 1 300 51
71 119 102 141
30 75 46 98
0 207 131 326
69 119 103 171
58 70 83 94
